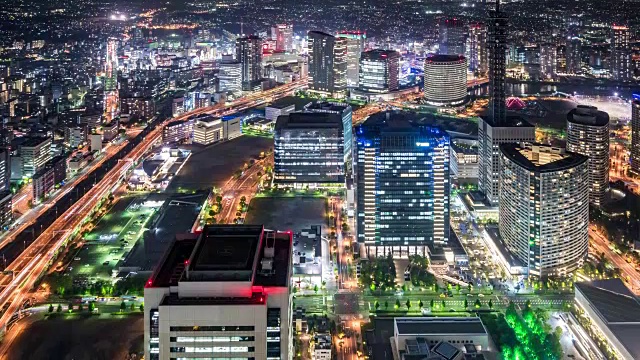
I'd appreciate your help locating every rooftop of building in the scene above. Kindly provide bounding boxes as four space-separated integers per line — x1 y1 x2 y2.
500 142 588 173
567 105 610 126
275 112 343 131
395 317 487 336
575 279 640 359
361 49 400 59
304 100 352 114
480 115 534 128
425 54 466 63
308 30 334 38
266 103 296 110
358 112 450 141
148 225 291 288
19 136 50 148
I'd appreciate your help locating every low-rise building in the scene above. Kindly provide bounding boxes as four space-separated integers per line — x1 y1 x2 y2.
64 126 87 149
102 121 119 141
163 120 194 144
193 117 224 145
450 140 478 184
311 333 332 360
120 96 155 121
265 104 295 121
32 155 67 203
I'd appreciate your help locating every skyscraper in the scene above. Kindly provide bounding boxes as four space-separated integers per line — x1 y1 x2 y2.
337 31 367 87
499 143 589 277
467 22 487 75
566 105 610 206
355 114 450 257
358 49 400 93
487 2 507 124
566 37 582 74
611 25 631 82
631 94 640 174
539 43 557 79
303 101 353 164
423 54 468 107
307 31 347 97
477 0 535 206
236 35 263 91
272 24 293 52
439 18 465 56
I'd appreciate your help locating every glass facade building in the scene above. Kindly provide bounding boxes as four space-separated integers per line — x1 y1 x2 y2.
303 101 353 164
499 143 589 277
423 54 468 107
631 95 640 174
336 31 366 87
274 112 345 187
355 114 450 258
358 49 400 93
307 31 347 97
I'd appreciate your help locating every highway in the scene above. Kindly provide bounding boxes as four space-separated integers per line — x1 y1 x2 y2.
0 80 307 332
589 226 640 294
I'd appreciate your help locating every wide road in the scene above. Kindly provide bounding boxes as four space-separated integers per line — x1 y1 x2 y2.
0 80 307 332
589 225 640 293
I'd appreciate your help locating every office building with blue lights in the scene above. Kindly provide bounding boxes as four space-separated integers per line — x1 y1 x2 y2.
355 114 450 258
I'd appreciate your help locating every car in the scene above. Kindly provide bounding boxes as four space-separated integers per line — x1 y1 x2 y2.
74 257 81 261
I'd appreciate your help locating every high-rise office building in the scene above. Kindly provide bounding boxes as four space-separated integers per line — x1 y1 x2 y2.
477 117 535 206
499 143 589 277
566 37 582 74
274 112 345 187
631 94 640 174
20 137 52 178
307 31 347 97
539 43 557 79
477 0 535 206
566 105 610 206
611 25 632 82
236 36 263 91
144 225 293 360
218 61 242 95
303 101 353 164
467 22 487 75
487 1 508 124
358 49 400 93
423 54 467 107
439 18 465 56
272 24 293 52
337 31 367 87
355 114 450 257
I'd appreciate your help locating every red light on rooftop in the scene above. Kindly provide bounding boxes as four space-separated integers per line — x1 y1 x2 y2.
145 279 153 288
184 259 190 266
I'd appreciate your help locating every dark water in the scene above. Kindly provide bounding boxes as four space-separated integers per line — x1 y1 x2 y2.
473 82 640 99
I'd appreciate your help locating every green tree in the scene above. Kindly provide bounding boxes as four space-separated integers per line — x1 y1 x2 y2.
441 300 446 309
139 303 144 312
467 284 472 293
488 299 493 310
120 301 127 312
474 299 481 309
78 303 84 312
68 303 73 312
48 304 54 313
464 299 468 309
430 299 434 309
384 301 389 310
88 301 96 313
456 284 461 294
313 284 319 294
525 299 531 309
57 304 62 313
406 300 411 310
374 301 380 311
395 299 400 309
130 303 136 311
418 300 423 309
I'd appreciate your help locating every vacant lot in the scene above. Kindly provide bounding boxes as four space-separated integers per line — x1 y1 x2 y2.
169 135 273 192
8 316 144 360
245 197 326 232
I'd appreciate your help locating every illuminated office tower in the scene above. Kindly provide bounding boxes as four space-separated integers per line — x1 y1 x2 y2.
303 101 353 164
439 18 465 56
539 43 556 79
236 35 263 91
499 143 589 277
566 37 582 74
487 1 507 124
355 114 450 258
467 22 487 75
566 105 610 206
358 49 400 93
611 25 632 81
337 31 367 87
307 31 347 97
272 24 293 52
218 61 242 95
631 95 640 174
423 54 467 106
